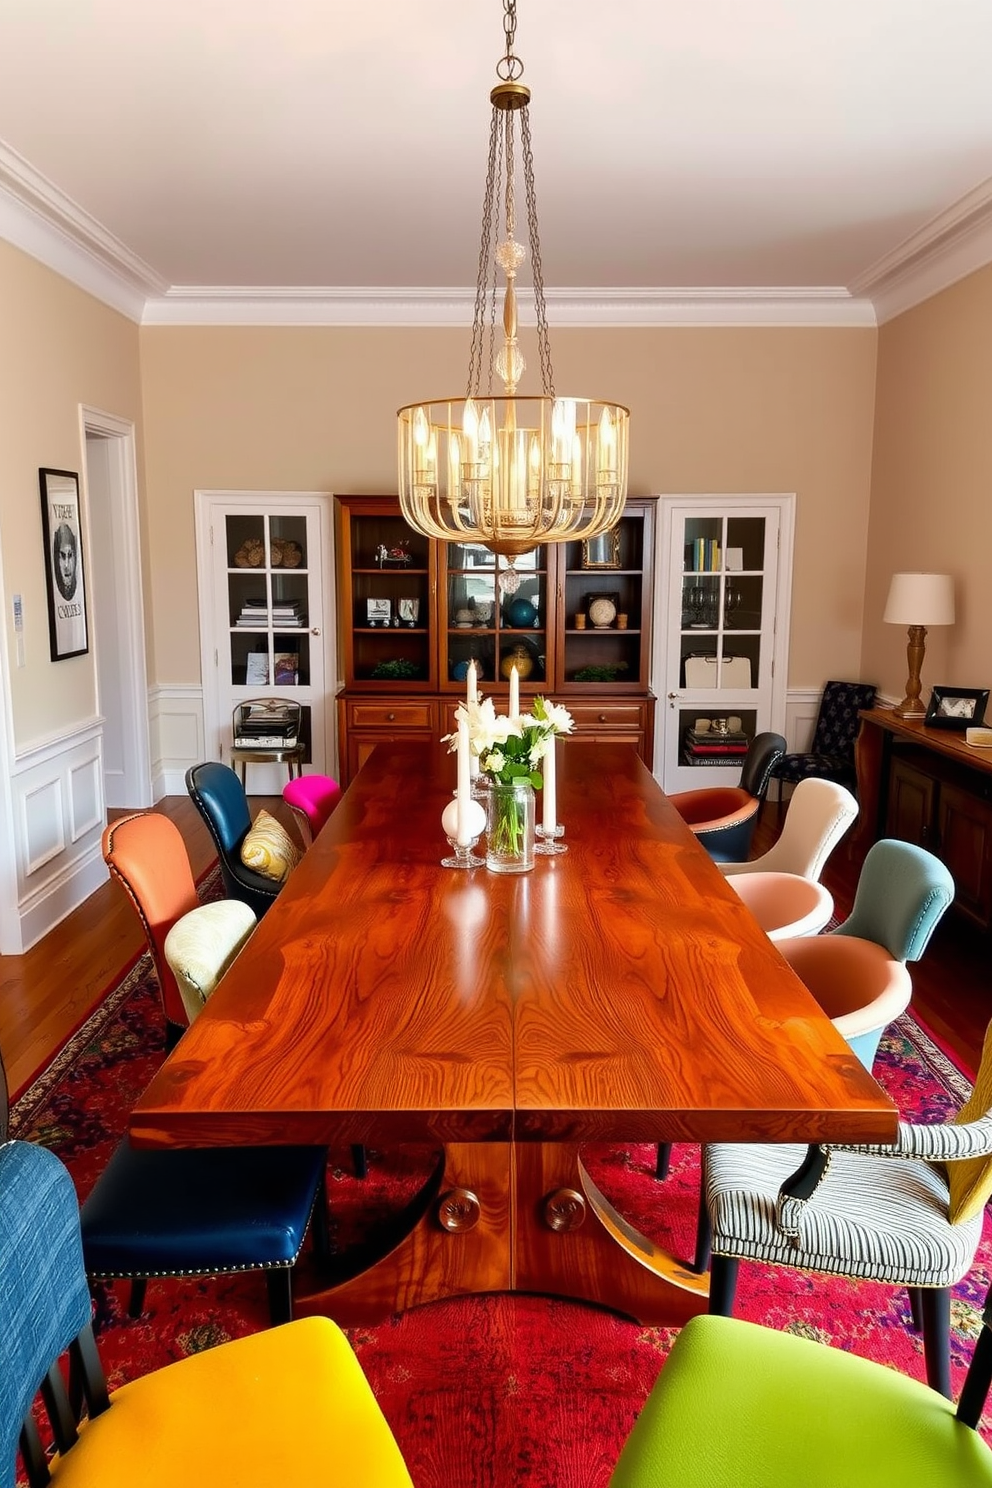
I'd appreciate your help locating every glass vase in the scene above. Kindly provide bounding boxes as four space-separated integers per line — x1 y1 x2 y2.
485 780 536 874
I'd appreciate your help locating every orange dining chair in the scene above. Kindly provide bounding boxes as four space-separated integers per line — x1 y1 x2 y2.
102 812 210 1049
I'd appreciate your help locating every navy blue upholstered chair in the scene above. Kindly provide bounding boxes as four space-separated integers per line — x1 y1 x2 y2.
0 1042 329 1329
771 680 877 795
186 760 281 917
668 732 787 863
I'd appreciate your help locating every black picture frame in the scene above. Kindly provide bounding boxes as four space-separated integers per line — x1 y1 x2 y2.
39 468 88 661
924 685 989 730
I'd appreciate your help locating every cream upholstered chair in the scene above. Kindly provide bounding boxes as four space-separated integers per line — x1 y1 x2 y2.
695 1017 992 1402
719 777 858 881
1 1141 412 1488
164 899 257 1023
725 870 835 941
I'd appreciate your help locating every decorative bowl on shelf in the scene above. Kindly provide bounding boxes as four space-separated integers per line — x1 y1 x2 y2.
588 596 617 629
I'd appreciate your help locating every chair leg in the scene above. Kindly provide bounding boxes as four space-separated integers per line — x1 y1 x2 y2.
907 1285 924 1332
919 1286 952 1399
164 1020 186 1053
692 1189 712 1274
265 1267 294 1327
655 1142 671 1180
352 1143 368 1179
309 1169 332 1263
708 1254 739 1315
127 1278 148 1317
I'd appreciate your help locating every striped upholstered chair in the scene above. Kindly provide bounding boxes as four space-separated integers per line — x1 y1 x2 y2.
697 1018 992 1401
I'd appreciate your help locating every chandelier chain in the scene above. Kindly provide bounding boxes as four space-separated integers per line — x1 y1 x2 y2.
468 109 501 399
521 109 554 398
497 0 524 82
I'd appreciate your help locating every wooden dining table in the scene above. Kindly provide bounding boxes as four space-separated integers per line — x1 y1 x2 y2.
131 740 897 1326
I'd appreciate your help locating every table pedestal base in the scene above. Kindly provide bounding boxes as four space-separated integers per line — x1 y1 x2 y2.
297 1142 709 1327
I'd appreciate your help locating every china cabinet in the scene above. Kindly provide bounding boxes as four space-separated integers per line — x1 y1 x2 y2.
335 495 656 785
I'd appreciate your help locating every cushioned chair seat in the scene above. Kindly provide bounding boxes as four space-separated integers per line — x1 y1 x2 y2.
777 934 913 1068
609 1314 992 1488
669 732 786 863
80 1142 329 1277
704 1140 983 1286
726 870 834 940
48 1316 412 1488
163 898 256 1023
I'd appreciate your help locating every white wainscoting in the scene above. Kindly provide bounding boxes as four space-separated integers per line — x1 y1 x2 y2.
783 688 821 753
11 719 108 951
149 683 205 799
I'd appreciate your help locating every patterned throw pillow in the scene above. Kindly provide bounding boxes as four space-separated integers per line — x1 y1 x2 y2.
947 1019 992 1224
240 809 301 882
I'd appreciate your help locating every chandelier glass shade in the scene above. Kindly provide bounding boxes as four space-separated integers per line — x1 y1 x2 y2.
397 1 629 559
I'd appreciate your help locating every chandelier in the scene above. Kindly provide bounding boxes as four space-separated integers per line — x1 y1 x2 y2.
397 0 629 560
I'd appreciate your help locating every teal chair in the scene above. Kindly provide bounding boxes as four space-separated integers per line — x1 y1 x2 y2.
610 1303 992 1488
777 837 954 1069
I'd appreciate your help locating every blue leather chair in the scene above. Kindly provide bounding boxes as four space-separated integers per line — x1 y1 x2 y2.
668 732 787 863
186 760 281 917
0 1042 329 1328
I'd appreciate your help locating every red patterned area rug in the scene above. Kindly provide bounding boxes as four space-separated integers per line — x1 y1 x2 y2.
10 952 991 1486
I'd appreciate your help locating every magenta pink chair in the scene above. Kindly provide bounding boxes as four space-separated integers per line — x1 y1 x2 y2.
282 774 342 848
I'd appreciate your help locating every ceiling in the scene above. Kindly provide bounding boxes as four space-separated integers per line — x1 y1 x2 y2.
2 0 992 324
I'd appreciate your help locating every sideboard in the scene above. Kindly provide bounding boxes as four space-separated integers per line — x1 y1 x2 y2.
854 706 992 929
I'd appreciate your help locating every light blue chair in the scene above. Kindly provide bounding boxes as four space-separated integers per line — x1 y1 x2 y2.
777 837 954 1069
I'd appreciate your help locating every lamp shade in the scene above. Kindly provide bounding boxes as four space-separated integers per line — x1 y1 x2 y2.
883 572 955 627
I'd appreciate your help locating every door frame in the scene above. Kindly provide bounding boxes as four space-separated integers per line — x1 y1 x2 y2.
193 490 337 784
652 493 794 789
79 406 152 809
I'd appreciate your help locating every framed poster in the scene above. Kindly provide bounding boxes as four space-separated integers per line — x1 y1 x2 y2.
39 468 88 661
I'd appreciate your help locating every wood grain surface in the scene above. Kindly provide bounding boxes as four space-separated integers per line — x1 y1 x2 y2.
132 741 894 1151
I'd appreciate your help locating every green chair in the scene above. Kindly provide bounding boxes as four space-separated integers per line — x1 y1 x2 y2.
610 1303 992 1488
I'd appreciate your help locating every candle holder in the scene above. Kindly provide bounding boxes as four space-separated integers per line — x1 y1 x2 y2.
440 795 487 869
535 823 568 856
441 835 485 869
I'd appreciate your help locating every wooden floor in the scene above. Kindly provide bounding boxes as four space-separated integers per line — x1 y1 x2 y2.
0 794 987 1102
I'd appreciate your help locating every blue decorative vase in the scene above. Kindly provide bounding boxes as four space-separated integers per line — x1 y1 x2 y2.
505 596 537 628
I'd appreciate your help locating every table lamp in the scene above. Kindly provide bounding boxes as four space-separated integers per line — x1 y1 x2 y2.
883 572 955 719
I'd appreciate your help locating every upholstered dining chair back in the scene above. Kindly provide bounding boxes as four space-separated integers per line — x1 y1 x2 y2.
283 772 342 849
833 838 954 962
721 777 858 882
102 813 200 1043
739 732 788 799
185 760 280 917
771 679 877 794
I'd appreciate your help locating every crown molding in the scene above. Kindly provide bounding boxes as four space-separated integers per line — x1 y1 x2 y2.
141 284 877 328
0 140 165 321
852 175 992 324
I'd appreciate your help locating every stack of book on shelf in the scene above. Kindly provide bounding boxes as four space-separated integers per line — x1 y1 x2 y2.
682 725 749 766
686 538 721 572
234 703 298 749
236 598 269 627
235 599 304 627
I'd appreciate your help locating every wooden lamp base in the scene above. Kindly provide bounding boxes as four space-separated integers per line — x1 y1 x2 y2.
892 623 928 719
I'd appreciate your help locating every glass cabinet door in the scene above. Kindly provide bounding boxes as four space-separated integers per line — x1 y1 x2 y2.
343 510 433 688
226 513 313 691
659 502 788 793
441 545 548 695
558 505 652 692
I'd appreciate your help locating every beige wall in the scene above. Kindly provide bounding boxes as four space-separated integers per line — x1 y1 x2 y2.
139 322 878 686
863 263 992 702
0 241 143 747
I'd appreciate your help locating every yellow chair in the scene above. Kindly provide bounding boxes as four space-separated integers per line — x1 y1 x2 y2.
2 1141 412 1488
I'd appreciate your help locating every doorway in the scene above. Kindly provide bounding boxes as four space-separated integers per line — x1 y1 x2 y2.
80 408 152 810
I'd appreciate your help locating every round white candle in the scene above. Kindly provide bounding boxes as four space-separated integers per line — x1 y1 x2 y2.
508 663 520 722
456 716 471 844
543 735 557 833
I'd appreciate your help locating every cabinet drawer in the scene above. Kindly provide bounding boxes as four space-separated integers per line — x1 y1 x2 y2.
567 703 645 731
346 702 435 729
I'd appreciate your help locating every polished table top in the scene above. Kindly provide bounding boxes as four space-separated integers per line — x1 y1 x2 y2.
132 741 895 1152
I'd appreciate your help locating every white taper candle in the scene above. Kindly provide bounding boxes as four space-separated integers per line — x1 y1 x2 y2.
456 717 471 845
543 735 557 834
508 663 520 722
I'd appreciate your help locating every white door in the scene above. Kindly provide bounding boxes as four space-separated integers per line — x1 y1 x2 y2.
195 492 336 793
654 496 793 793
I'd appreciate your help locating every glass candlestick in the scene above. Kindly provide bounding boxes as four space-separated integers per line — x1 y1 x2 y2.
535 822 568 855
441 834 485 869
